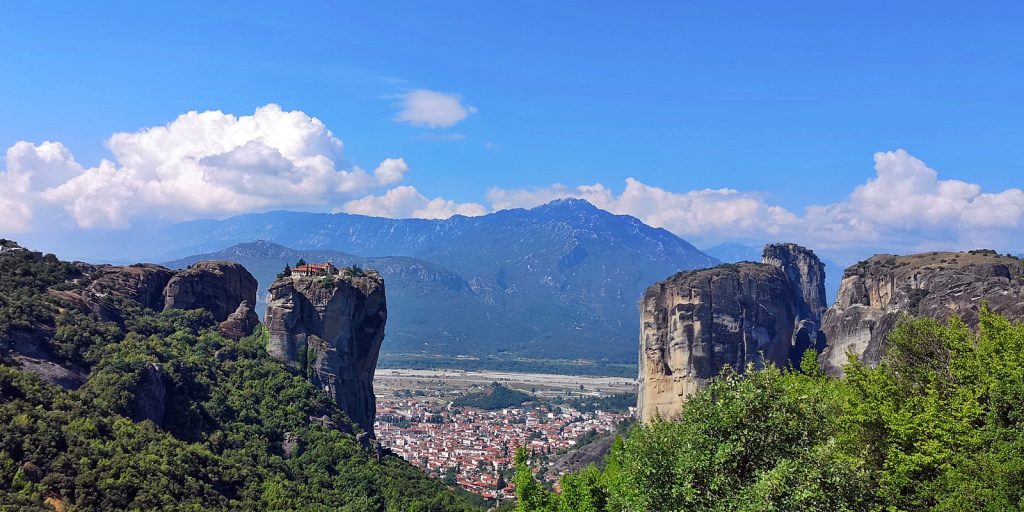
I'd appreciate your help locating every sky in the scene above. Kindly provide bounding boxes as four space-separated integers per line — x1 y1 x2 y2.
1 1 1023 261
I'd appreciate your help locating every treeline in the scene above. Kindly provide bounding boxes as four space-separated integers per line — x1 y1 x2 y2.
514 309 1024 511
0 249 478 511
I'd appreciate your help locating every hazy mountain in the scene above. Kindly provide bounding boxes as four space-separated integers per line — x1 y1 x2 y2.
702 242 763 263
161 199 718 361
704 242 842 304
165 241 536 357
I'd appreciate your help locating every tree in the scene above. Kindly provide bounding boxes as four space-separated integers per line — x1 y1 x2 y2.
513 448 557 512
296 258 307 267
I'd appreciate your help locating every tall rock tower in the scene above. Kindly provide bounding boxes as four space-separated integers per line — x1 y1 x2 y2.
264 268 387 435
637 263 799 421
637 243 828 422
762 243 828 360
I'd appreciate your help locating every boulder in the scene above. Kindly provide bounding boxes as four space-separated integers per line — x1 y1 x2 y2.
219 301 260 341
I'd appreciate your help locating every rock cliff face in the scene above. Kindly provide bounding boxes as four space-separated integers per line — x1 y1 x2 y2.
820 250 1024 375
638 243 827 421
60 261 258 340
264 271 387 435
762 243 828 358
163 261 258 322
638 262 798 421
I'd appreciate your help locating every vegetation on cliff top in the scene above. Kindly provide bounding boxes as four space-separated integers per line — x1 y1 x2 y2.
0 248 478 511
516 309 1024 511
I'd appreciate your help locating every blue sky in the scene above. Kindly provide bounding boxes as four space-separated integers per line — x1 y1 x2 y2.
1 1 1023 257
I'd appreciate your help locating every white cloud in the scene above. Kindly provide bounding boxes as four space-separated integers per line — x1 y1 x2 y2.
342 186 486 219
487 180 796 238
1 104 410 229
486 150 1024 252
0 141 87 231
395 89 476 128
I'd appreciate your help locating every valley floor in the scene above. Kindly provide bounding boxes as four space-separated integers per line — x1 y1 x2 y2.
373 369 636 502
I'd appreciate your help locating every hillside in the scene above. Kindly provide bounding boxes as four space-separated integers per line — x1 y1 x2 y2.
154 200 718 363
165 241 536 358
0 243 478 510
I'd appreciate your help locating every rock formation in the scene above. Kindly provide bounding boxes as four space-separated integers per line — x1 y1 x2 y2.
219 301 260 341
820 250 1024 375
163 261 258 322
264 270 387 435
56 260 258 340
638 263 798 421
762 243 828 359
638 243 827 421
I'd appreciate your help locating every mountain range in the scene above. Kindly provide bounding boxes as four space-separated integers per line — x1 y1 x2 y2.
161 199 718 363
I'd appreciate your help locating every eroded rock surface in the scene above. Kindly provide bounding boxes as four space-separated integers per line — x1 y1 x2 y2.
820 250 1024 375
219 301 260 341
638 263 798 421
264 271 387 435
163 261 258 322
762 243 828 359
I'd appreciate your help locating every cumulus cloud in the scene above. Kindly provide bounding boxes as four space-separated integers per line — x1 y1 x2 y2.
342 186 487 219
395 89 476 128
0 141 87 231
487 180 796 238
2 104 411 229
486 150 1024 252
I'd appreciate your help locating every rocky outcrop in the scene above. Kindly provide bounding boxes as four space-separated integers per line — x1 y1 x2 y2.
762 243 828 359
638 243 829 421
820 250 1024 375
128 362 169 427
163 261 258 322
219 301 260 341
50 264 176 325
88 264 176 311
762 243 827 322
638 263 799 421
56 260 259 339
264 271 387 435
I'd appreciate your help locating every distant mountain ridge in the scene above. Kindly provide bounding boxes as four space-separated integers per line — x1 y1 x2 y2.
162 200 719 362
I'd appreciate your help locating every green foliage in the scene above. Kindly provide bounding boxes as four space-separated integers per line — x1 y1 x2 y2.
276 264 291 279
518 309 1024 511
452 382 531 410
0 249 479 511
513 448 558 512
0 249 78 336
343 265 367 277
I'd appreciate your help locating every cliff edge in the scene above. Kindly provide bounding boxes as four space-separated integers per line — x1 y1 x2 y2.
264 269 387 435
820 250 1024 375
637 243 826 421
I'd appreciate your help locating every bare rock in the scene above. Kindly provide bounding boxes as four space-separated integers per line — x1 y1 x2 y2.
87 264 176 311
820 250 1024 375
265 271 387 435
762 243 829 359
219 301 260 341
637 263 798 421
164 261 258 322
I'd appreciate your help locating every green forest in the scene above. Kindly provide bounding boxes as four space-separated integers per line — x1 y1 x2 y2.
0 248 478 511
514 310 1024 511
